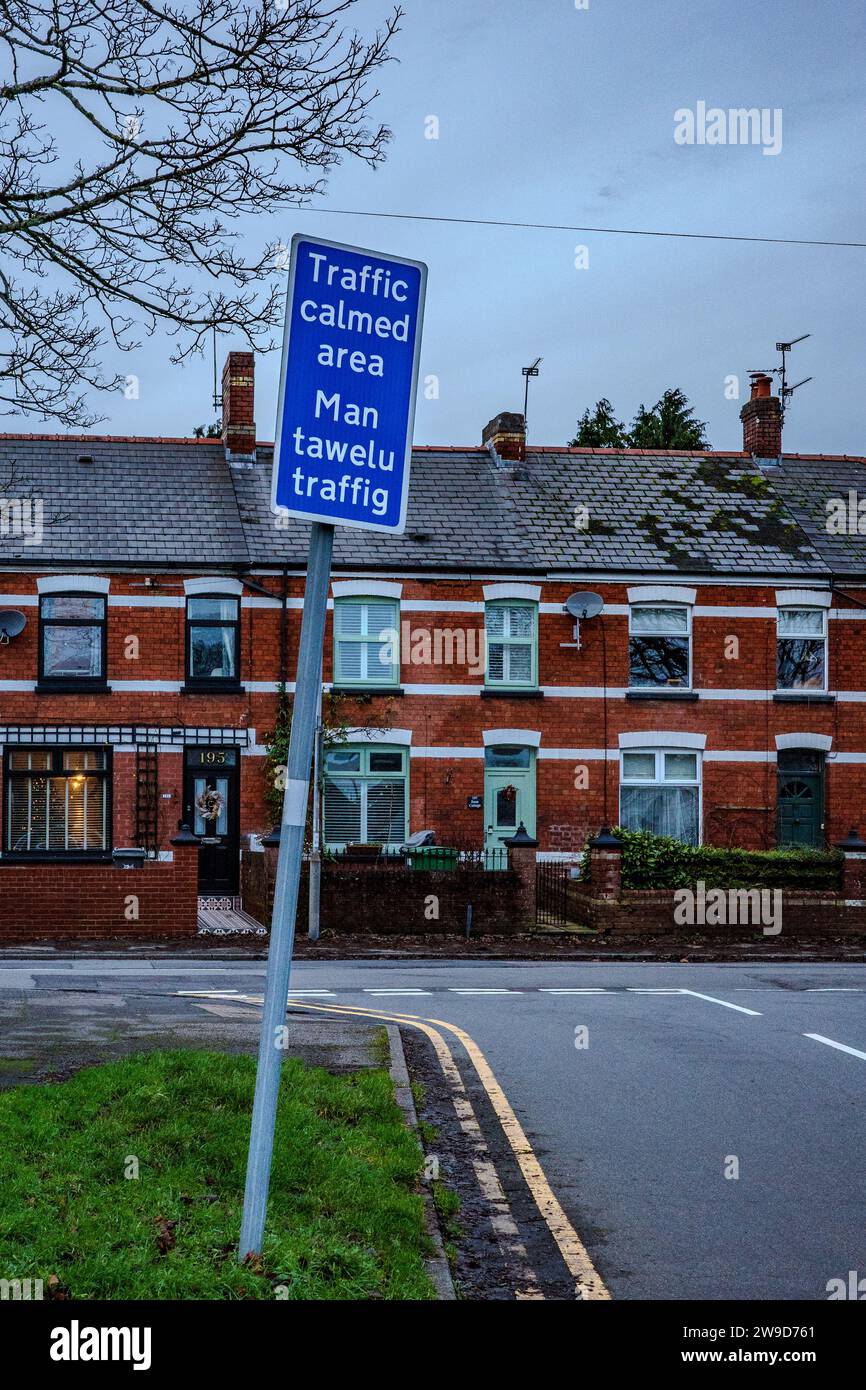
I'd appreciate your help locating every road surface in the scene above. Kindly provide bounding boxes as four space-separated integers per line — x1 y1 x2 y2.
1 956 864 1300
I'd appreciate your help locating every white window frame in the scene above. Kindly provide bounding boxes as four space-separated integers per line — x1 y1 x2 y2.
775 606 828 693
322 743 408 849
619 746 703 845
484 599 538 689
333 595 400 688
628 603 692 691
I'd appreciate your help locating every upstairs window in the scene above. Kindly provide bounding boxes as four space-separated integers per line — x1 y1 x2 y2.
485 601 537 688
323 745 408 848
620 749 700 845
777 608 826 691
5 748 110 855
334 597 399 687
39 594 107 686
186 596 240 687
629 605 690 689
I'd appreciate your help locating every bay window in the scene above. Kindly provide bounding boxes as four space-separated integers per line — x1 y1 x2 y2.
628 605 691 688
323 744 408 848
5 748 110 856
619 748 700 845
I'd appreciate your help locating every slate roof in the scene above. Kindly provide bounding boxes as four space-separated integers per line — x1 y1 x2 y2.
2 432 866 578
0 436 247 565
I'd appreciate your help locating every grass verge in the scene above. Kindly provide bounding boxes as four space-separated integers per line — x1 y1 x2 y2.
0 1050 436 1300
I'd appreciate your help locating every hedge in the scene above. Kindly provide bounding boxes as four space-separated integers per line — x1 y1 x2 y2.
583 828 843 891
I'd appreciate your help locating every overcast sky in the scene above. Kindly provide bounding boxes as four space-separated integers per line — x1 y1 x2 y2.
84 0 866 454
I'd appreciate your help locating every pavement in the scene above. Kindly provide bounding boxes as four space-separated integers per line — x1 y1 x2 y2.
2 955 865 1300
0 960 379 1084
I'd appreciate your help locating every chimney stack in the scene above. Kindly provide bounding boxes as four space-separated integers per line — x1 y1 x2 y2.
222 351 256 461
740 372 782 459
482 411 526 464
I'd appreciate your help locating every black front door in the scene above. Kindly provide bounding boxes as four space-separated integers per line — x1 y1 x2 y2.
777 749 824 848
184 747 240 895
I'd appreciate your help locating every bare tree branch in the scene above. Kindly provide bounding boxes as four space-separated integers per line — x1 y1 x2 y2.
0 0 400 426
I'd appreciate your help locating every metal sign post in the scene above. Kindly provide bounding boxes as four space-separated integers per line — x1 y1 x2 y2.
239 234 426 1259
308 719 322 942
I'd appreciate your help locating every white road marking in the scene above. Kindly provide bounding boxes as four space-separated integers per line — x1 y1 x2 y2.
626 988 686 994
680 990 763 1016
540 988 611 995
364 989 432 996
805 988 863 993
176 989 241 997
804 1033 866 1062
448 988 521 995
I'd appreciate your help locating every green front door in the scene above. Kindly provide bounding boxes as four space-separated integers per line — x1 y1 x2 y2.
484 745 536 852
777 751 823 848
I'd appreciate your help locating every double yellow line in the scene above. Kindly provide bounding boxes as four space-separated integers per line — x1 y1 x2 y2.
285 997 611 1301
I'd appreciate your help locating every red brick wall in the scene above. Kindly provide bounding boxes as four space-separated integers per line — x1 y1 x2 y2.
570 888 866 937
241 853 525 935
2 570 866 907
0 844 199 939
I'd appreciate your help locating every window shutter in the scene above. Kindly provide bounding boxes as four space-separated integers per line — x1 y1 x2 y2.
335 599 398 685
507 644 532 683
323 778 362 844
366 779 406 843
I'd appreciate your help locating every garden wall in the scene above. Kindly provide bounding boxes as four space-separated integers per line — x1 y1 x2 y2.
568 829 866 936
0 840 199 939
242 849 527 935
568 880 866 935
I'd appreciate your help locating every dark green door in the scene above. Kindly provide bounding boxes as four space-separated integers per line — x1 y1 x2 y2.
777 751 823 848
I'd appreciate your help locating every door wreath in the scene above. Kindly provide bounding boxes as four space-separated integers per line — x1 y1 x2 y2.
500 783 518 803
196 787 225 822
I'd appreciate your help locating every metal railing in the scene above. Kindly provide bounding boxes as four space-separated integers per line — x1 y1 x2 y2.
327 844 510 872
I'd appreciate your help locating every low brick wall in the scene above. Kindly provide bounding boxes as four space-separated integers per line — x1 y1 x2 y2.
243 851 525 935
0 847 199 939
567 879 866 935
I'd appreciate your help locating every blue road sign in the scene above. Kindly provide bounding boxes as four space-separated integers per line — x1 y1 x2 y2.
271 234 427 535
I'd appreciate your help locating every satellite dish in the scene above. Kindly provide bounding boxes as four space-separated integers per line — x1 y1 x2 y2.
565 592 603 620
0 610 26 642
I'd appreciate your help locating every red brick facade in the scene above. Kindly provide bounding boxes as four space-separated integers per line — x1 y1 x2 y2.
0 569 863 877
1 357 864 936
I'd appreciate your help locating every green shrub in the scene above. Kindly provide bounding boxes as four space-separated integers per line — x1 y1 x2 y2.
582 827 842 891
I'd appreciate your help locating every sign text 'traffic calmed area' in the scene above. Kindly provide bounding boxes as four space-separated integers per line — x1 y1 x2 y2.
271 235 427 535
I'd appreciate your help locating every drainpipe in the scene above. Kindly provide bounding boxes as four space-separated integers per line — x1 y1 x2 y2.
280 566 288 685
830 579 866 611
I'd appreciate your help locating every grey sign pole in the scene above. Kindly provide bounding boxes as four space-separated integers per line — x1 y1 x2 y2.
308 719 322 942
239 518 334 1259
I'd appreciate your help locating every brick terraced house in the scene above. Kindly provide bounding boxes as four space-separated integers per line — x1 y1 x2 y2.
1 353 866 935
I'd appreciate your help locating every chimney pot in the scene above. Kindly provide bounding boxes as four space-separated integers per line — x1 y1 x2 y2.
740 374 782 458
482 411 526 463
221 350 256 461
749 372 773 400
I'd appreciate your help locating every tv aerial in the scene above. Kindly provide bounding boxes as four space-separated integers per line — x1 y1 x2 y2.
0 610 26 645
521 356 543 436
750 334 812 419
563 591 603 650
